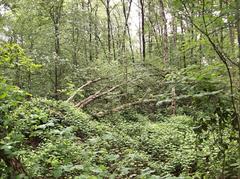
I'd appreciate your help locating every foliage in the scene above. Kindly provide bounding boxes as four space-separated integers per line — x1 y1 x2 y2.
0 95 238 177
0 98 196 177
1 0 240 178
0 43 40 70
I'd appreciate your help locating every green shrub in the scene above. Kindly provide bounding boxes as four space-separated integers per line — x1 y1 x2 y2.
1 97 238 178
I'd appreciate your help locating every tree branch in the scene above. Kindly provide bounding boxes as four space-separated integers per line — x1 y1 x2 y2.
66 78 102 103
75 83 123 108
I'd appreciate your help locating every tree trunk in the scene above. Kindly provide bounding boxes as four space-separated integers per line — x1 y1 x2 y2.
235 0 240 177
106 0 111 61
49 0 64 99
171 13 177 65
180 15 186 68
94 3 100 60
219 0 224 48
121 0 134 62
139 0 146 62
159 0 168 65
88 0 93 61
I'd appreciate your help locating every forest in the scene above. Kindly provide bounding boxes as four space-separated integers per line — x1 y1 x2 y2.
0 0 240 178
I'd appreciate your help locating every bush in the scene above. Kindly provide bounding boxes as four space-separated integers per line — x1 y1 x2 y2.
1 97 238 178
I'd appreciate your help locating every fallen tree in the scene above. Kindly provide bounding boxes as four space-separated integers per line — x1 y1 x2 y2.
94 90 223 117
74 78 140 108
75 83 123 108
156 90 223 106
66 78 102 103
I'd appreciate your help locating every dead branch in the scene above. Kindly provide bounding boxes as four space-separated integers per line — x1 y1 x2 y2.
66 78 102 103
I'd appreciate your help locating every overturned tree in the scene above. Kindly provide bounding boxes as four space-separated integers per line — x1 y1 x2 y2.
75 83 123 108
66 78 102 103
94 90 223 117
72 78 140 108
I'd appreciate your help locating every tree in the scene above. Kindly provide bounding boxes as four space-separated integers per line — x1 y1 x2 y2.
47 0 64 99
139 0 146 61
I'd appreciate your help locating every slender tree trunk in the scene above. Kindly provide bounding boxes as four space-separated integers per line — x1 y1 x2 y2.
71 20 80 66
54 22 60 99
121 0 134 62
139 0 146 62
159 0 168 65
147 1 152 57
219 0 224 49
171 13 177 65
235 2 240 177
139 8 142 60
81 1 89 63
127 26 135 62
94 4 99 59
122 0 127 52
111 22 117 61
180 16 186 68
225 0 235 54
148 18 161 53
236 0 240 59
15 57 21 88
106 0 111 61
88 0 93 61
27 40 34 93
190 3 195 63
199 34 203 67
49 0 64 99
114 13 122 59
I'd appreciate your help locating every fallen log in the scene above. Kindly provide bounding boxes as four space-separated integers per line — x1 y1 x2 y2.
66 78 102 103
94 98 157 117
75 78 140 108
156 90 223 106
75 84 123 108
94 90 223 117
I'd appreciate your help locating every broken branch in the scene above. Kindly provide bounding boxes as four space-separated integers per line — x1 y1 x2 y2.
75 83 122 108
66 78 102 103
